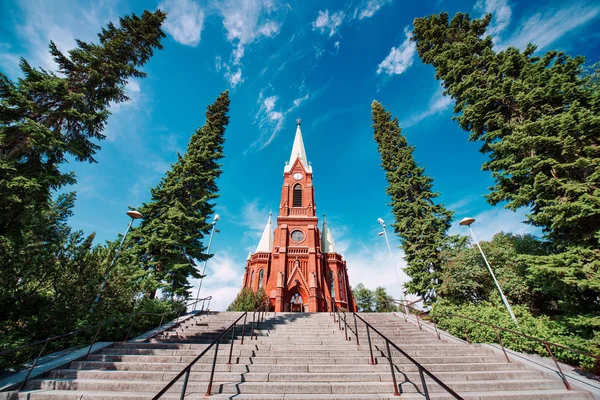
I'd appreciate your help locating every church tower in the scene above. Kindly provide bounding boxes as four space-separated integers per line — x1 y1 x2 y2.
241 119 357 312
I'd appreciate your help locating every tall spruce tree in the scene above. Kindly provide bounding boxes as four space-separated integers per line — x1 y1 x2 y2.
132 91 230 297
372 101 454 301
412 12 600 311
0 10 166 240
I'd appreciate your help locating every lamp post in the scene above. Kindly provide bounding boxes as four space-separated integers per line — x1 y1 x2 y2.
90 210 144 313
192 214 220 311
459 217 519 326
377 218 409 315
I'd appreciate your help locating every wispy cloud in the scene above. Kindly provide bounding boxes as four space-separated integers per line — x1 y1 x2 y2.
158 0 205 46
354 0 393 20
502 2 600 50
188 250 245 310
376 26 416 76
216 0 285 87
449 207 539 242
1 0 115 73
474 0 512 42
252 89 310 150
401 85 452 127
312 9 345 37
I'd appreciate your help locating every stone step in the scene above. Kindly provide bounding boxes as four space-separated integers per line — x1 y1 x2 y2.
23 378 568 395
4 389 593 400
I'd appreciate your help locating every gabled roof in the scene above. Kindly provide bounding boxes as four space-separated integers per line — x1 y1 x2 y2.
321 214 337 254
255 212 273 253
284 121 312 173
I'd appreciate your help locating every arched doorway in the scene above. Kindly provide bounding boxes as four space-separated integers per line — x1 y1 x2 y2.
290 292 304 312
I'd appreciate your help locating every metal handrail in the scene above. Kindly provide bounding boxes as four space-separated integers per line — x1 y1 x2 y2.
353 313 464 400
0 296 212 390
152 301 268 399
389 299 600 391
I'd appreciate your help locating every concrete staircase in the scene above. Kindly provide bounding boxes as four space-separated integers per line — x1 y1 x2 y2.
2 311 593 399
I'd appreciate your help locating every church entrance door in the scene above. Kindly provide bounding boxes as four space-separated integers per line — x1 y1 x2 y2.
290 292 304 312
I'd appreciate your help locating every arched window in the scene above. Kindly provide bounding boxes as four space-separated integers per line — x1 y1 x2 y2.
338 273 344 301
293 184 302 207
258 269 264 290
329 270 335 298
250 270 255 290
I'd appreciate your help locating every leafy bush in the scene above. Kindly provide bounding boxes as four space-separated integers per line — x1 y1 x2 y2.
227 288 266 311
430 300 600 373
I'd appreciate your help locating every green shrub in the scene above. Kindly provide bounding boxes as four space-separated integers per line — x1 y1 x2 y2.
430 300 600 373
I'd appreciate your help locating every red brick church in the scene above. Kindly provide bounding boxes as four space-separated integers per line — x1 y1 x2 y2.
240 119 357 312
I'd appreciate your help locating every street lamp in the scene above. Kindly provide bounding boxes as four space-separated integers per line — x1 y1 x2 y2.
459 217 519 326
90 209 144 312
377 218 409 315
192 214 220 311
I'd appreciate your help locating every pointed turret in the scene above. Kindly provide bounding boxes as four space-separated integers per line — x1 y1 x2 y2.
246 251 252 261
284 118 312 173
255 212 274 253
321 214 337 253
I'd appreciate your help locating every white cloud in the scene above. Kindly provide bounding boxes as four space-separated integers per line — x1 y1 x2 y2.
376 26 416 76
158 0 205 46
474 0 512 41
449 207 539 242
293 94 309 107
312 9 345 37
3 0 112 73
503 3 600 51
226 68 243 87
402 85 453 127
251 90 310 150
355 0 393 20
189 251 245 311
216 0 284 87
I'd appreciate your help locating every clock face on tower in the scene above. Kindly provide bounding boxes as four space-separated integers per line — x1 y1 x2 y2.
293 172 303 180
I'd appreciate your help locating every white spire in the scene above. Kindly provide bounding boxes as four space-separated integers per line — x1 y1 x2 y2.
284 119 312 173
321 214 337 254
255 212 274 253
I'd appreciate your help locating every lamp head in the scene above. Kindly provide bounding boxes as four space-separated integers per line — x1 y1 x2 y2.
378 232 384 236
212 214 220 224
459 217 475 226
377 218 385 226
126 210 143 219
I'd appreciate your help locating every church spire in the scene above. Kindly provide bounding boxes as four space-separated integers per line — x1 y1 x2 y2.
321 214 337 254
284 118 312 173
255 212 273 253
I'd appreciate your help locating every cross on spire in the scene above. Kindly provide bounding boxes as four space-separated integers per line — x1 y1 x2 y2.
296 117 302 126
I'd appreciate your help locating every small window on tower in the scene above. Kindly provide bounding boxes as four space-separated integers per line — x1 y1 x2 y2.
293 184 302 207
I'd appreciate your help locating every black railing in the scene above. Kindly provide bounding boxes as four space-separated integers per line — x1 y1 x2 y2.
152 299 269 399
353 313 463 399
389 299 600 391
0 296 212 391
328 299 462 399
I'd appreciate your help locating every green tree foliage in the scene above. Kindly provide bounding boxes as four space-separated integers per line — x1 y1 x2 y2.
412 12 600 308
0 10 166 240
372 100 454 301
0 10 169 368
374 286 396 312
131 91 230 297
227 288 267 311
440 233 552 309
431 300 600 373
352 284 374 312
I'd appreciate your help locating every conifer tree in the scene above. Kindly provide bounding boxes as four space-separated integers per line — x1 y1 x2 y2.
133 91 230 297
412 12 600 310
372 100 453 301
0 10 166 241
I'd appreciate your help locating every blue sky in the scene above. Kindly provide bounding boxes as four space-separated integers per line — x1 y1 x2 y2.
1 0 599 310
